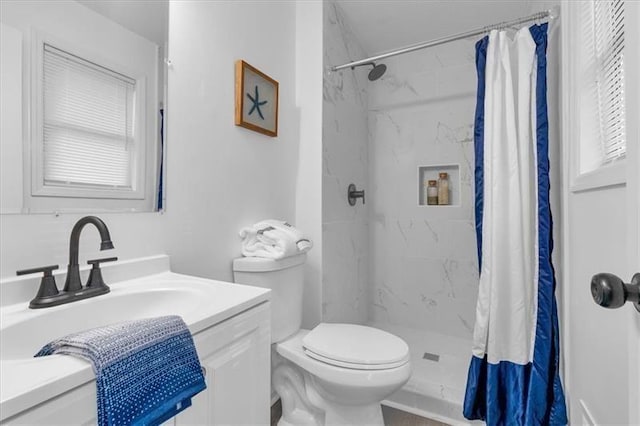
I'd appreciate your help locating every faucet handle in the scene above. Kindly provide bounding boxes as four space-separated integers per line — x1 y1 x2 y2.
86 257 117 290
17 264 59 277
87 257 118 267
17 265 60 307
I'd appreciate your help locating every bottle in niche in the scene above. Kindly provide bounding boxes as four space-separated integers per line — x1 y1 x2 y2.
427 180 438 205
423 180 429 204
437 172 449 205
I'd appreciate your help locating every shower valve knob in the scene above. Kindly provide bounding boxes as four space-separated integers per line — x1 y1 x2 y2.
347 184 365 206
591 272 640 312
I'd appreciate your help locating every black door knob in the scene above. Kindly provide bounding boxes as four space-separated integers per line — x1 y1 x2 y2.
591 272 640 312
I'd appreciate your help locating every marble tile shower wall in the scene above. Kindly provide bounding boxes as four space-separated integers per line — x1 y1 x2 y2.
368 42 480 340
322 2 370 324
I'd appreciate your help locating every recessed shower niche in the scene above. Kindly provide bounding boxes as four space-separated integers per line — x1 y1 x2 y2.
418 164 460 207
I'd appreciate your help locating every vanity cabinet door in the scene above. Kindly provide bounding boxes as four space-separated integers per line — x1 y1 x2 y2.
173 302 271 426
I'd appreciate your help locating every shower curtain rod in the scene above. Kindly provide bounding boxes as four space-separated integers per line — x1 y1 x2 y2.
331 8 557 71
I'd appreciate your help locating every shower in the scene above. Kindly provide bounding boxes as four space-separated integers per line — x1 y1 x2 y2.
323 3 559 424
351 61 387 81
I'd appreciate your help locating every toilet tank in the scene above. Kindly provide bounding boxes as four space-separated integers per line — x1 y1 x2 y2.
233 253 306 343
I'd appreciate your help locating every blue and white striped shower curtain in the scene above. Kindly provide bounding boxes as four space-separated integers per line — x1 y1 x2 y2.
463 24 568 425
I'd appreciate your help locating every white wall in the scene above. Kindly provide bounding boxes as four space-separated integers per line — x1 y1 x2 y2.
76 0 168 47
0 213 167 279
295 1 324 329
164 1 300 281
322 2 370 324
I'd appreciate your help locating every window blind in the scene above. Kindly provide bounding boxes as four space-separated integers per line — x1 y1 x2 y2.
42 44 136 189
588 0 626 164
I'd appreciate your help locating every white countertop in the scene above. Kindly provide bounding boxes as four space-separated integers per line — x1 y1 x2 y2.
0 256 270 421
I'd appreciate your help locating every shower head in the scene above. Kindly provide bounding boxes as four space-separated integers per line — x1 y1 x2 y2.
351 62 387 81
367 63 387 81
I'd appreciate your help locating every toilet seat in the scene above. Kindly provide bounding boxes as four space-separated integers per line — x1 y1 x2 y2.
303 349 409 370
302 323 410 370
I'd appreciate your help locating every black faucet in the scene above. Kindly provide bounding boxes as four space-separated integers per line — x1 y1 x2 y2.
16 216 117 309
64 216 114 292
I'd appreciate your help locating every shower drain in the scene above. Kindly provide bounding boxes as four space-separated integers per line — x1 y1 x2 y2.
422 352 440 362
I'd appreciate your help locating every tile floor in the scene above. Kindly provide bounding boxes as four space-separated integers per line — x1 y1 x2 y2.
270 400 450 426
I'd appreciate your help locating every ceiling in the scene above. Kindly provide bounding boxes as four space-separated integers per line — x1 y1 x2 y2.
336 1 540 55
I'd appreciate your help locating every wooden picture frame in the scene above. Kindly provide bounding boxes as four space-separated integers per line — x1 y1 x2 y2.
235 60 279 137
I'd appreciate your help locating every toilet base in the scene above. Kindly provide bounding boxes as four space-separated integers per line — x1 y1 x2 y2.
273 360 324 426
322 402 383 426
273 357 385 426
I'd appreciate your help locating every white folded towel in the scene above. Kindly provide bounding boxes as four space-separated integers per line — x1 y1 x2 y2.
239 220 313 259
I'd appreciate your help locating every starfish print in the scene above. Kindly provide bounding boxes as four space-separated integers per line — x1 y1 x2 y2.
246 85 267 120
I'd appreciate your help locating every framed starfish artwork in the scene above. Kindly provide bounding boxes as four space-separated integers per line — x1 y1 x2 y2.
235 60 279 137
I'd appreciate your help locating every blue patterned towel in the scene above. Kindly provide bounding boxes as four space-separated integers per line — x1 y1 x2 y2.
35 315 206 426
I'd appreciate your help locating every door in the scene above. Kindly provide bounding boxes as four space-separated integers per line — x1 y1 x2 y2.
562 1 640 425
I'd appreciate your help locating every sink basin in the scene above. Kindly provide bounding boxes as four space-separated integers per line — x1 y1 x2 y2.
2 284 207 360
0 256 270 422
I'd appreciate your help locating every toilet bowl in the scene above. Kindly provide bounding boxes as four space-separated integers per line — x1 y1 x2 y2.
273 324 411 426
233 254 411 425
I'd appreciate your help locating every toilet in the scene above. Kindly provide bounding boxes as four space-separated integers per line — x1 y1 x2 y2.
233 253 411 426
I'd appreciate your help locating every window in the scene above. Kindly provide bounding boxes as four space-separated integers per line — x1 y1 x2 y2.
579 0 626 174
42 44 137 191
590 0 626 164
30 34 154 207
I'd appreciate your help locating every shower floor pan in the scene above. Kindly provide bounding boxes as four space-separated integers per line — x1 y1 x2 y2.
370 323 482 426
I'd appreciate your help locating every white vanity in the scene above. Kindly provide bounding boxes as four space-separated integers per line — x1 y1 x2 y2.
0 255 271 425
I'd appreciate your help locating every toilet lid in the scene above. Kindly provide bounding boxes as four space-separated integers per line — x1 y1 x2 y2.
302 323 409 368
